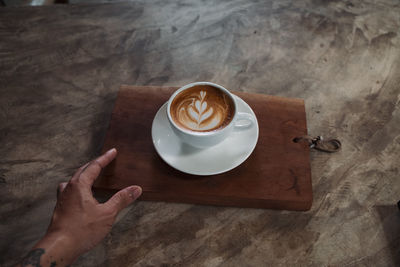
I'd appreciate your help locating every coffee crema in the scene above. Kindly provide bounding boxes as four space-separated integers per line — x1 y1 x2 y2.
170 85 235 132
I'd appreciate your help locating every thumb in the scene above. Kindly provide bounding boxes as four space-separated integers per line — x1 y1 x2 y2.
103 186 142 214
57 182 68 198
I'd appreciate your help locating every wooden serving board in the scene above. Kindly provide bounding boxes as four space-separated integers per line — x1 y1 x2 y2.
94 85 312 210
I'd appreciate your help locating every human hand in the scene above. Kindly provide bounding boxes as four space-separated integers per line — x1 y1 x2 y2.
18 148 142 267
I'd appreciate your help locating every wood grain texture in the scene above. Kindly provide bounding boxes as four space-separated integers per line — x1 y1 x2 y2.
1 1 400 266
94 85 312 210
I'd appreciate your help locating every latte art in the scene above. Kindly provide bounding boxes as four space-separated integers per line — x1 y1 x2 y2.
178 90 220 130
170 85 235 132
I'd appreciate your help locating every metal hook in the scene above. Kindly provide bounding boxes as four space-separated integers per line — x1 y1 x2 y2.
293 135 341 153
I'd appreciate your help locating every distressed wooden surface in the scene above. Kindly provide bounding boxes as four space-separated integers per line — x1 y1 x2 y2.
1 1 400 266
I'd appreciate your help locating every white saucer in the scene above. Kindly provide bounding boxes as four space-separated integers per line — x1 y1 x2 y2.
151 95 259 175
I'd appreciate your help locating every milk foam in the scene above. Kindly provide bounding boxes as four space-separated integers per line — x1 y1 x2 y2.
175 90 226 131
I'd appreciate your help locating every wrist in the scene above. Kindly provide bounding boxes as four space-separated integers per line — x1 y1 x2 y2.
33 230 81 266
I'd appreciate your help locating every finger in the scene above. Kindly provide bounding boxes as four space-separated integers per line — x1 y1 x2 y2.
74 162 91 177
57 182 68 198
103 186 142 214
79 148 117 186
70 162 90 182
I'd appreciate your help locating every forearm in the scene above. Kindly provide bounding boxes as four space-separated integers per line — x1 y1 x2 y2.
17 231 78 267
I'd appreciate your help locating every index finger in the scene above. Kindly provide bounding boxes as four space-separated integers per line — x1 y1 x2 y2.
79 148 117 186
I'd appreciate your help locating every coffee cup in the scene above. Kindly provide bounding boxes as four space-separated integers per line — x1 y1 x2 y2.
167 82 256 148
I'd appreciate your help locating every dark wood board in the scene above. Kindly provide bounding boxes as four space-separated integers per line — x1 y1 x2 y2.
94 85 312 210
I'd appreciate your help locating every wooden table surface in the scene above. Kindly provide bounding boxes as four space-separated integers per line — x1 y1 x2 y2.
1 1 400 266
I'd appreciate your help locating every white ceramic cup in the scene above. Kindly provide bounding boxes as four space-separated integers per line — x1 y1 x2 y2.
167 82 256 148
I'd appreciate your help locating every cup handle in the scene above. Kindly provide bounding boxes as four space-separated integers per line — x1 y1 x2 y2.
234 112 255 130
